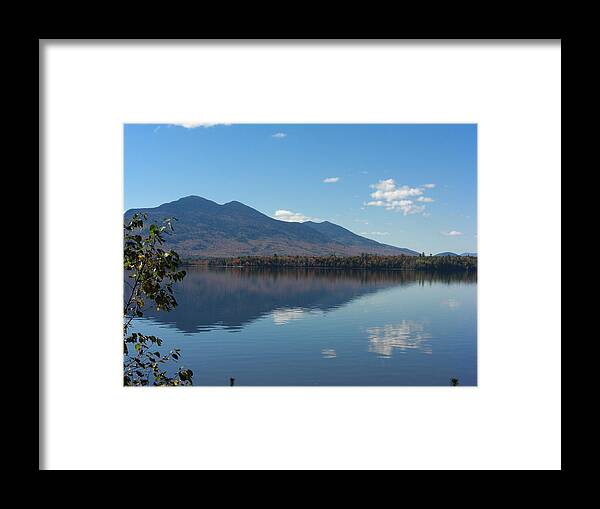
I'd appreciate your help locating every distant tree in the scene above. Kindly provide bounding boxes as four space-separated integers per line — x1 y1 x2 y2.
123 213 193 386
450 378 460 386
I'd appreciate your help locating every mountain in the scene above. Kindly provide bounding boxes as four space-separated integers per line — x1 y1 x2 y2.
435 252 459 257
461 252 477 257
124 195 419 258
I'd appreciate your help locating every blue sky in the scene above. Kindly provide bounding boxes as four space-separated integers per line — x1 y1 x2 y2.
125 124 477 254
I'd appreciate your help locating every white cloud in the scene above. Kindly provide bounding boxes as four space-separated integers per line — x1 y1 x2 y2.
365 179 434 215
172 122 232 129
273 209 319 223
370 180 423 200
271 132 287 138
360 231 389 236
422 183 436 188
442 230 464 236
323 177 340 183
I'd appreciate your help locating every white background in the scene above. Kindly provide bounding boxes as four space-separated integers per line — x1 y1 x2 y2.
41 41 561 470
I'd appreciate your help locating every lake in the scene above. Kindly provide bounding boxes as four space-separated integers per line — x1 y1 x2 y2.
131 267 477 386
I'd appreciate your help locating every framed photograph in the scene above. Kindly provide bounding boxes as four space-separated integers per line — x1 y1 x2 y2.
123 123 477 387
41 39 561 470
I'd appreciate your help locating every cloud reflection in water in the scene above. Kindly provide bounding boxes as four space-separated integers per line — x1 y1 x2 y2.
366 320 432 357
271 307 323 325
272 308 307 325
321 348 337 359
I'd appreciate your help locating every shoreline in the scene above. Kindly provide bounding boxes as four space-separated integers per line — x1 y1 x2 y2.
181 263 477 273
180 255 477 273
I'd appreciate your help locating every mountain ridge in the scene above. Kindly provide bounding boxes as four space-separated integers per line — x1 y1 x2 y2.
125 195 420 258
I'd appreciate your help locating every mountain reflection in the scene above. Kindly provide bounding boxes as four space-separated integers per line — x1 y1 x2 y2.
137 267 476 334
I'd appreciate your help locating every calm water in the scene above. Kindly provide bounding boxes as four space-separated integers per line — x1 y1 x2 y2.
131 267 477 386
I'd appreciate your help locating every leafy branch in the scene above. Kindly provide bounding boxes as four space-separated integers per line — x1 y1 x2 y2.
123 213 192 386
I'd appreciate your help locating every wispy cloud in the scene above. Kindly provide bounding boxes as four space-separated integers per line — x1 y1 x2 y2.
153 126 161 133
273 209 319 223
365 179 434 215
422 183 436 189
271 132 287 138
441 230 464 236
323 177 340 183
360 231 389 236
172 122 232 129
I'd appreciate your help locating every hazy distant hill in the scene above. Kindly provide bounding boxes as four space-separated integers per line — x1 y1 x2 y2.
124 195 420 258
434 252 477 257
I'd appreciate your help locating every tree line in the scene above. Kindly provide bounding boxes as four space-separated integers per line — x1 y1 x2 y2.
189 253 477 272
